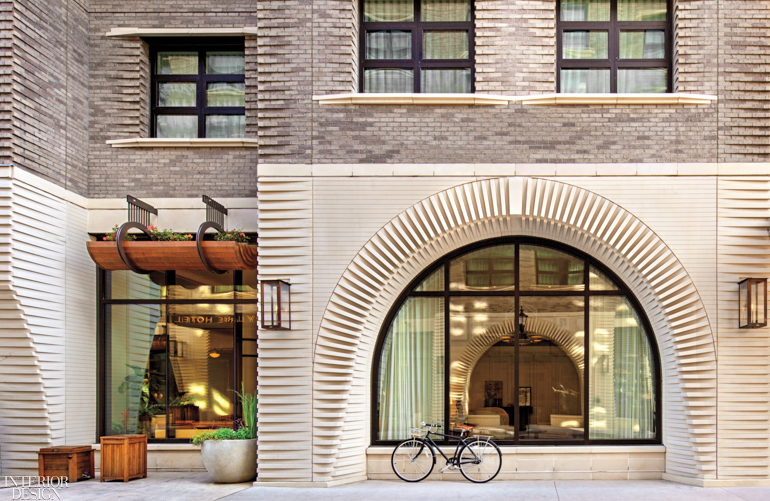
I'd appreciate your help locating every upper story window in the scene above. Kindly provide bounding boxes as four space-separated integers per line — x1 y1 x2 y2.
360 0 475 93
151 39 245 138
557 0 670 93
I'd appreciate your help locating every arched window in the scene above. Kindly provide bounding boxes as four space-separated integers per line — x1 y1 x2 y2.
373 238 661 445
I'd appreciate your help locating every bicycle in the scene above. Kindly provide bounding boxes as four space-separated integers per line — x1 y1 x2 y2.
390 422 502 483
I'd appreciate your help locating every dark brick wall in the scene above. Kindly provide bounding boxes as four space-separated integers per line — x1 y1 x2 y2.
718 1 770 160
8 0 89 195
87 1 258 198
257 1 312 162
1 0 766 198
252 0 762 166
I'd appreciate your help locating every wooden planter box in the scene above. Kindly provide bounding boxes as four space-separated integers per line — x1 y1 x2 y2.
38 446 94 482
86 241 257 271
100 434 147 482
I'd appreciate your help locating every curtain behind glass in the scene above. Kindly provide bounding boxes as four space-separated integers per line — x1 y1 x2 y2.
378 297 445 440
421 69 471 93
422 0 471 21
589 297 655 439
618 0 666 21
364 0 414 22
560 69 610 93
364 69 414 93
560 0 610 21
205 52 245 75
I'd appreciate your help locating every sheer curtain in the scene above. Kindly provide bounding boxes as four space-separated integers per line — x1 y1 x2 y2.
589 297 655 439
378 297 445 440
205 52 245 74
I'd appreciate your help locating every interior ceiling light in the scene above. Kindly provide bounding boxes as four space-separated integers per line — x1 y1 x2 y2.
209 350 220 359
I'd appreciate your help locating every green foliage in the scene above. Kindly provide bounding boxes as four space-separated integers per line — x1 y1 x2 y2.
169 394 198 407
191 385 257 445
234 384 258 440
191 427 251 446
214 229 250 243
146 225 194 241
103 225 136 242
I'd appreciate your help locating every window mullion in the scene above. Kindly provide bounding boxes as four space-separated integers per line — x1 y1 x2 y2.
198 50 205 138
610 0 618 93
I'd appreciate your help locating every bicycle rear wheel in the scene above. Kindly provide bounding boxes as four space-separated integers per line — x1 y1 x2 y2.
458 438 502 483
391 438 435 482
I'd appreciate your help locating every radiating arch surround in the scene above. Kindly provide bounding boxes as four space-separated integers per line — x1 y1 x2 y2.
311 177 716 483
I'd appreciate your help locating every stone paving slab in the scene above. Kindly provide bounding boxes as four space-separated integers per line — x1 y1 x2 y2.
0 472 250 501
1 475 768 501
236 480 770 501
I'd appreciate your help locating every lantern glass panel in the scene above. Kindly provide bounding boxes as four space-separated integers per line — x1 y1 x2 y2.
753 280 766 325
280 281 291 329
263 282 277 328
739 280 748 328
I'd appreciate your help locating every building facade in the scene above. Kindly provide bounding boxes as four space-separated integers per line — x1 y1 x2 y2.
0 0 768 489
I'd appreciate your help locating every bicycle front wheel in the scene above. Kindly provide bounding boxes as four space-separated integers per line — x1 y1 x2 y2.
391 438 435 482
458 438 502 483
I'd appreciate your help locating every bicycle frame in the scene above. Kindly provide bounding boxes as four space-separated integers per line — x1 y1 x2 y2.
420 429 487 469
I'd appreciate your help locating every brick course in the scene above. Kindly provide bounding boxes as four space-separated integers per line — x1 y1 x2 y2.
0 0 766 198
87 1 259 198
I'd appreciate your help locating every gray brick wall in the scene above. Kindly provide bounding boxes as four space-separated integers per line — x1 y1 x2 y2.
8 0 90 195
718 0 769 160
0 0 766 198
87 1 259 198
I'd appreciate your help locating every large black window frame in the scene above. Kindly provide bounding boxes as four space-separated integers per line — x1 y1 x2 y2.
371 237 662 447
556 0 672 93
150 38 245 138
96 268 257 443
359 0 476 93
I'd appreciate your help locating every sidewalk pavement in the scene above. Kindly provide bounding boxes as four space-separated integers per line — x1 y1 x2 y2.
1 473 768 501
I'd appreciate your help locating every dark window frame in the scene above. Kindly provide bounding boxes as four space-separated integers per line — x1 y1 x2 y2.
359 0 476 93
96 268 257 443
555 0 673 93
149 37 246 138
371 236 663 447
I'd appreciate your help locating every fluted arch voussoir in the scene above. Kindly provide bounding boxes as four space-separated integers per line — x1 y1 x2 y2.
312 177 716 483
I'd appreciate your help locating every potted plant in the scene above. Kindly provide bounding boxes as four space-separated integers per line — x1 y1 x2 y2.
86 226 257 271
192 385 257 483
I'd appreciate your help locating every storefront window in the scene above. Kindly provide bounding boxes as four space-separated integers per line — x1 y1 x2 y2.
374 239 659 445
101 269 257 441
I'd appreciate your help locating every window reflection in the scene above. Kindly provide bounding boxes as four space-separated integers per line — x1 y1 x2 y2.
376 240 658 444
104 270 256 441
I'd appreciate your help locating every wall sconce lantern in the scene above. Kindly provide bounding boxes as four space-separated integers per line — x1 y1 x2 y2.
518 307 529 340
739 278 767 329
261 280 291 330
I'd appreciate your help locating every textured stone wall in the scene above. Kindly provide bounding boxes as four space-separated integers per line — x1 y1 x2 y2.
7 0 90 196
87 1 259 198
250 0 765 166
717 1 770 160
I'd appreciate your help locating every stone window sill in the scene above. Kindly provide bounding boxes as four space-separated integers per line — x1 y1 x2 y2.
106 138 259 148
313 92 717 106
106 27 257 37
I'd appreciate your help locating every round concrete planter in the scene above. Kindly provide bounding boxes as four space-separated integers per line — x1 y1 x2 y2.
200 439 257 483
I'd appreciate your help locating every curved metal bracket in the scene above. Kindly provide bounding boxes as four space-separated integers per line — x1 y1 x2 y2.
116 222 156 275
196 221 227 274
